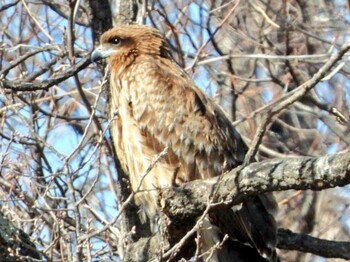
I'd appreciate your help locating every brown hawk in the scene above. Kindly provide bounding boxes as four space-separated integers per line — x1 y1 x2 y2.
91 24 277 261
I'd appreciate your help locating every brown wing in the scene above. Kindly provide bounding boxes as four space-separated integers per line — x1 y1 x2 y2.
126 55 277 260
97 24 277 261
129 56 247 180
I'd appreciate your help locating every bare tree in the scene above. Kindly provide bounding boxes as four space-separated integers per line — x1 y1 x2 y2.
0 0 349 261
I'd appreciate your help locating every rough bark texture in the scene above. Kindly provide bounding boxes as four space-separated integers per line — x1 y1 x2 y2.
127 152 350 261
161 152 350 220
277 229 350 260
0 210 40 261
88 0 113 44
110 0 139 26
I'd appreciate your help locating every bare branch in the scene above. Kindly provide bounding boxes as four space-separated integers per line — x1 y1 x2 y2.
161 152 350 220
1 56 91 91
277 229 350 260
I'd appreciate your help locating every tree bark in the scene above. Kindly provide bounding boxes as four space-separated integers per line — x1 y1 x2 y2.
0 209 41 261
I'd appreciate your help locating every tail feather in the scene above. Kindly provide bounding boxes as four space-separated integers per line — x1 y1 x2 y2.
209 194 278 261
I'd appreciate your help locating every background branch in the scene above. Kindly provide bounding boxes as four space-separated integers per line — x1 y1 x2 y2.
277 229 350 260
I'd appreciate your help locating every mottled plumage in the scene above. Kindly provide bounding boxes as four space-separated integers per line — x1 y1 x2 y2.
92 24 277 261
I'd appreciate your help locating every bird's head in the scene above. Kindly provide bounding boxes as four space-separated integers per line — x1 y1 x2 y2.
91 24 171 65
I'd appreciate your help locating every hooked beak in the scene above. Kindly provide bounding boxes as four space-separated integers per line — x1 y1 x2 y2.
91 47 105 62
91 45 119 62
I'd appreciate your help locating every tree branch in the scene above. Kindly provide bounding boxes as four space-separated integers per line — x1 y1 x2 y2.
0 209 41 261
277 229 350 259
1 57 91 92
128 228 350 260
130 152 350 260
160 151 350 221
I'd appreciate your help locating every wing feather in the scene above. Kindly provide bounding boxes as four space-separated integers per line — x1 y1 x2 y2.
129 56 246 180
102 25 277 261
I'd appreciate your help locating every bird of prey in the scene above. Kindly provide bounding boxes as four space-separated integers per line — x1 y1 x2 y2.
91 24 277 261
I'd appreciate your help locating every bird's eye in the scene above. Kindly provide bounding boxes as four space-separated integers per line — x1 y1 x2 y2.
110 38 121 45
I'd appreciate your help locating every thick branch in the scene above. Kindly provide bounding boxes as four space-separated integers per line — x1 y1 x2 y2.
129 228 350 260
88 0 112 44
160 152 350 221
0 210 41 261
141 152 350 260
278 229 350 259
113 0 138 26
